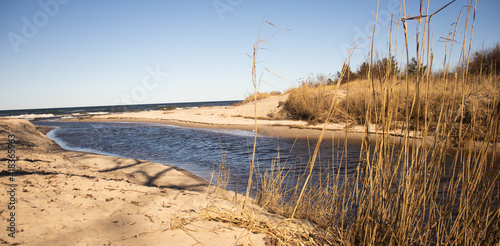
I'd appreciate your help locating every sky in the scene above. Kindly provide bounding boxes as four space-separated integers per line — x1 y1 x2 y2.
1 0 499 110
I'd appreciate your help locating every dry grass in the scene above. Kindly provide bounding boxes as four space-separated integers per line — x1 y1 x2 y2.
238 91 281 106
257 1 499 245
282 76 499 141
255 72 500 244
208 1 500 245
202 205 328 245
282 85 339 125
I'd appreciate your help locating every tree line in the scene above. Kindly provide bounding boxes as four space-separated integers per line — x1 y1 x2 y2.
332 42 499 84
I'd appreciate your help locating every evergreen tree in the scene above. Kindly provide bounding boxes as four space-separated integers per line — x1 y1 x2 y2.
335 64 357 84
356 62 370 79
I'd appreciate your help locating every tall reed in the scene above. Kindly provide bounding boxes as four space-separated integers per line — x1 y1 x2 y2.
249 0 499 245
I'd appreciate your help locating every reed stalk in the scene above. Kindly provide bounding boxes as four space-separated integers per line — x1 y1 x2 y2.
221 1 500 244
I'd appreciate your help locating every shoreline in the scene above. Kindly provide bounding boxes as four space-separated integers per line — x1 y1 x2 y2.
70 94 498 154
73 116 370 143
0 118 280 245
69 94 373 142
34 125 210 191
59 94 434 148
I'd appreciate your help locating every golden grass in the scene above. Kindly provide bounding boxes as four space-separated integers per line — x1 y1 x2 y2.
209 1 500 245
282 76 499 139
254 73 500 245
282 85 338 124
238 91 282 106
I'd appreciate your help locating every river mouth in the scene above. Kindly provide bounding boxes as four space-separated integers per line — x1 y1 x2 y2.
33 120 363 192
33 119 500 230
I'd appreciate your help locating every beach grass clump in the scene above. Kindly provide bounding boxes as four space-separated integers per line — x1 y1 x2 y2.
282 85 337 124
269 90 282 96
238 92 274 105
335 79 381 125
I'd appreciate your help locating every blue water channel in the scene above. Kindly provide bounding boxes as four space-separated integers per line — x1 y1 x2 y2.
34 120 363 192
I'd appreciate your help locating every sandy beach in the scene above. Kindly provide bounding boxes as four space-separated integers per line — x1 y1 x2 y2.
0 118 316 245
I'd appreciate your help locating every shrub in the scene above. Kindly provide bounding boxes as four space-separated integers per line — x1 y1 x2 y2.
283 86 335 124
468 43 500 76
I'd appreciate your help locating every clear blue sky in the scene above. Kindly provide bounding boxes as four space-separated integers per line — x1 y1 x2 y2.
1 0 499 110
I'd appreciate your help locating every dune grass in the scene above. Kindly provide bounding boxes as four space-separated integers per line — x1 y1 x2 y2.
208 1 500 245
283 75 498 141
282 85 338 124
237 91 283 106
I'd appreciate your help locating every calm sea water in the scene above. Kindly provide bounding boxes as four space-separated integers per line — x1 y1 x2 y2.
33 120 363 192
2 101 363 192
0 100 241 120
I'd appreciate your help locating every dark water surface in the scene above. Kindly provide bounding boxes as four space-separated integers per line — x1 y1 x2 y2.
1 100 241 119
34 120 363 192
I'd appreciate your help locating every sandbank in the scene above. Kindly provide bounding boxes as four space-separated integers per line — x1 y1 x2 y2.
77 95 382 143
77 94 416 146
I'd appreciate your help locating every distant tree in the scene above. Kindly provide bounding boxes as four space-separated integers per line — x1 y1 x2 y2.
407 57 427 77
335 64 357 84
468 43 500 75
408 57 417 75
372 56 399 79
356 61 370 80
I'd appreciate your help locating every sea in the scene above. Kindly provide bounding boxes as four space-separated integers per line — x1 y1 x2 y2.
0 101 241 120
1 101 362 193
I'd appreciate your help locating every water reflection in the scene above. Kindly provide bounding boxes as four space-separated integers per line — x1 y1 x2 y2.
34 120 363 192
